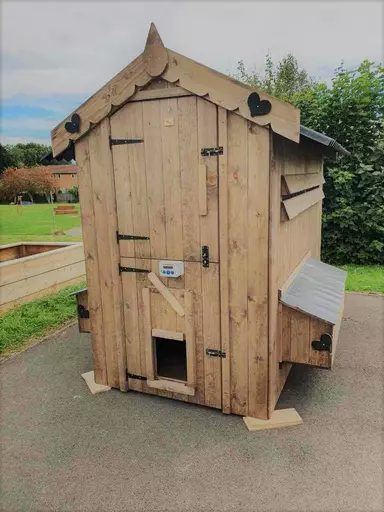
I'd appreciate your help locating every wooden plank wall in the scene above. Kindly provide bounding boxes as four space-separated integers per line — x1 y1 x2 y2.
0 244 85 315
281 306 332 368
269 133 324 415
119 258 221 408
75 120 127 390
225 113 269 419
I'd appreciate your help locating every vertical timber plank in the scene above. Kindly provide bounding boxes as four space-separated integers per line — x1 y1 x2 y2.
120 258 143 391
197 98 219 262
268 129 280 417
290 309 310 363
281 306 292 362
124 102 150 259
185 290 196 388
247 124 269 420
184 262 205 405
202 263 221 408
198 164 208 216
88 119 127 390
110 104 135 259
143 287 155 380
178 96 200 261
75 137 107 385
228 112 248 416
135 258 153 387
142 100 167 259
218 107 231 414
160 98 183 260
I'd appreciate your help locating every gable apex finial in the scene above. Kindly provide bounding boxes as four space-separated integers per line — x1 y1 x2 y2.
143 22 168 77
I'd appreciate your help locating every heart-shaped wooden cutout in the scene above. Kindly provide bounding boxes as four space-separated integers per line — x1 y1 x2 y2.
247 92 271 117
65 113 81 134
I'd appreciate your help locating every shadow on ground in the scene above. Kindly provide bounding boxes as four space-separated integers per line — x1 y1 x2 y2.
1 293 383 512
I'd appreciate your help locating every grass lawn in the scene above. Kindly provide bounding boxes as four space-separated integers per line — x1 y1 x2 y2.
0 203 82 244
341 265 384 294
0 282 86 356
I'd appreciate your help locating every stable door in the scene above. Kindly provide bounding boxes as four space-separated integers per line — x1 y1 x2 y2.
110 95 222 409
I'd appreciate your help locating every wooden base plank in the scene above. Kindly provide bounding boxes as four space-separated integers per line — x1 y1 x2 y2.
243 408 303 431
81 370 111 395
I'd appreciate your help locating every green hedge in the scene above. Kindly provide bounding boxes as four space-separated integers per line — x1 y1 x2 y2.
294 61 384 265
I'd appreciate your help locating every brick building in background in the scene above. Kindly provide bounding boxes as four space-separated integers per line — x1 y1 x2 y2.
49 165 77 189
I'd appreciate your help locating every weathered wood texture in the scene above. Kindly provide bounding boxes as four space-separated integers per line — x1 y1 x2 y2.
110 96 219 262
0 243 85 315
225 113 270 419
120 258 221 408
51 25 300 157
0 242 68 262
281 306 332 368
282 187 324 221
76 122 127 390
269 133 324 415
76 289 91 333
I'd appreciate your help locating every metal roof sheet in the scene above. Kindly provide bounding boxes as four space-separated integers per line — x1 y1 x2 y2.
280 258 347 325
300 125 350 157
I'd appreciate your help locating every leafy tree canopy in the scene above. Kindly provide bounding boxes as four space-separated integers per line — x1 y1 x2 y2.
2 142 51 169
234 56 384 265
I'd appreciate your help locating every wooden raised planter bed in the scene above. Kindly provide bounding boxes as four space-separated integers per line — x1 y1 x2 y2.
54 205 78 215
0 242 86 314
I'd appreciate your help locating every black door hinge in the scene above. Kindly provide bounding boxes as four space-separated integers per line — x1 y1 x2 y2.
126 370 147 381
202 245 209 268
110 136 144 147
119 265 150 274
116 231 149 242
312 333 332 353
77 304 89 319
206 348 226 358
201 146 223 157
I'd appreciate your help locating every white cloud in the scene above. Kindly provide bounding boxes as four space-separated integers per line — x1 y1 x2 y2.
1 1 382 100
1 117 60 132
0 134 51 145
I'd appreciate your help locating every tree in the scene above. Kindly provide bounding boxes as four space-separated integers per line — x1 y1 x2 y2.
234 55 384 265
0 167 57 203
0 144 18 174
233 53 315 103
3 143 52 169
68 185 79 201
294 61 384 264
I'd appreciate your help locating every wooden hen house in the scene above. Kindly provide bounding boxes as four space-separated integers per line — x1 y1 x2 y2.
50 24 347 425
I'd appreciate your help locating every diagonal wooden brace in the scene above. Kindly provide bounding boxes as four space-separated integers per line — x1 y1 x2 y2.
147 272 185 317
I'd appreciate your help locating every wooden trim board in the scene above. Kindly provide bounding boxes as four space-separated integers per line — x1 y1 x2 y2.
243 408 303 431
278 250 311 298
282 187 324 221
128 86 194 102
147 379 195 396
151 328 184 341
148 272 185 316
283 172 324 194
81 371 111 395
51 25 300 157
143 287 155 381
184 290 196 388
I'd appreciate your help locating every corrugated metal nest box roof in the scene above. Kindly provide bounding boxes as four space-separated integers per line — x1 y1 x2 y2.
280 258 347 325
300 125 350 159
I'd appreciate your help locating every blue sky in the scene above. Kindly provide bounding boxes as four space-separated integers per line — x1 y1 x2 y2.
1 1 382 147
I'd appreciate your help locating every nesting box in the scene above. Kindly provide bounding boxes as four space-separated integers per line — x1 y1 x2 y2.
50 24 347 421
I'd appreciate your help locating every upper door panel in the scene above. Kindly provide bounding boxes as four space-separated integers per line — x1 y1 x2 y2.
110 96 219 262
